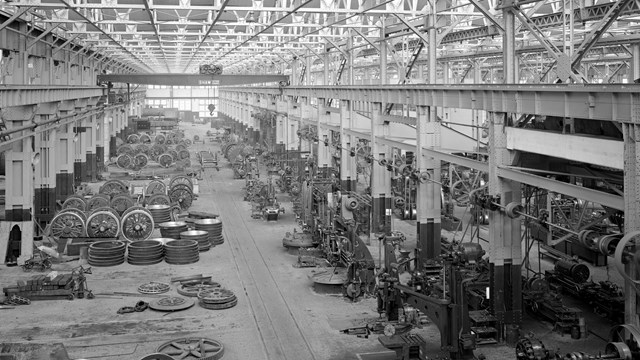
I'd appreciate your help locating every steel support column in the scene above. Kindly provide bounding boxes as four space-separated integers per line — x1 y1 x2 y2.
34 122 57 225
380 17 387 85
488 111 523 335
340 99 356 191
416 105 441 263
371 102 391 234
622 122 640 327
632 43 640 82
317 98 331 171
503 5 517 83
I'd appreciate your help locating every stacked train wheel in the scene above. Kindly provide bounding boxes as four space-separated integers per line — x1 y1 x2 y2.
88 241 126 267
111 194 135 215
99 180 128 198
127 240 164 265
164 240 199 265
62 195 87 212
86 194 110 212
198 288 237 310
194 219 224 246
147 194 171 206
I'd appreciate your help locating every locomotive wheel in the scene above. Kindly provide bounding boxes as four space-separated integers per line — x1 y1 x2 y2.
155 134 166 144
158 153 173 168
169 184 194 210
134 153 149 168
146 180 167 196
177 149 190 161
86 194 110 211
169 175 193 190
127 134 140 144
168 149 179 161
99 179 128 197
111 194 135 215
121 208 155 241
59 208 88 224
116 154 133 169
147 194 171 206
62 195 87 212
139 134 151 144
117 144 134 156
51 211 86 238
86 210 121 238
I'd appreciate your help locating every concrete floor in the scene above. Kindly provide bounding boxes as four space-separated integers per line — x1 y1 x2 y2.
0 122 618 360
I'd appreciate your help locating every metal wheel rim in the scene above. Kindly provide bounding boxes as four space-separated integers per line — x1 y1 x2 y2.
138 281 171 294
117 154 133 169
158 153 173 168
134 153 149 168
155 338 223 360
59 208 88 223
147 194 171 206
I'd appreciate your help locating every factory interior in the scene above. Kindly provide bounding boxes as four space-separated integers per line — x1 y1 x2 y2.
1 0 640 359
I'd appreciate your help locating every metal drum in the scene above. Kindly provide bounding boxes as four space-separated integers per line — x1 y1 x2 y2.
159 221 188 239
194 218 224 246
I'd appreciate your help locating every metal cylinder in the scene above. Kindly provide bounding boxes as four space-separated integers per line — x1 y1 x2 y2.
505 324 520 347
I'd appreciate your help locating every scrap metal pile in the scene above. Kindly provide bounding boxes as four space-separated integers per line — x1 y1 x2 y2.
50 176 196 247
115 131 192 170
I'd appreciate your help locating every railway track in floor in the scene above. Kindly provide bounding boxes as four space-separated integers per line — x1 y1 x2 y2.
216 185 317 360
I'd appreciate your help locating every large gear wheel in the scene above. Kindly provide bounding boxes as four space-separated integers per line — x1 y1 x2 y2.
156 337 224 360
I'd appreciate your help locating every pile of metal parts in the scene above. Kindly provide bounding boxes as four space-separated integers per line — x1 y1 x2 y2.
116 131 192 170
164 239 200 265
516 324 639 360
127 240 165 265
88 240 126 267
3 266 93 301
49 176 195 245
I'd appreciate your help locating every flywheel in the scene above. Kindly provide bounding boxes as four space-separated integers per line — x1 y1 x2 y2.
50 211 86 238
99 179 128 197
121 207 155 241
62 195 87 212
86 210 121 238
